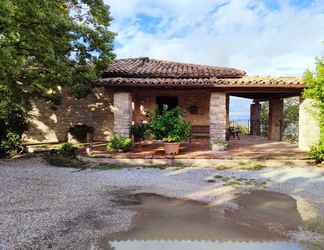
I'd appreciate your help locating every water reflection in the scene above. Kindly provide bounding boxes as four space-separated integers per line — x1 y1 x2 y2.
105 240 303 250
98 191 305 250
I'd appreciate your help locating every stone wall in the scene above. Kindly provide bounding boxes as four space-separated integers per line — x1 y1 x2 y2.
113 92 132 137
132 89 210 126
299 98 321 150
23 87 114 143
209 92 227 144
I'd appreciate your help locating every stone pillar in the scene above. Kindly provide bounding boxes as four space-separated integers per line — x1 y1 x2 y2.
268 98 283 141
250 100 261 136
113 92 132 137
226 94 230 128
209 92 227 145
299 98 321 150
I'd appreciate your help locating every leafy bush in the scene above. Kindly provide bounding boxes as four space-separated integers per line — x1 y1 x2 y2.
0 86 28 158
69 125 94 143
106 134 133 152
148 107 192 143
309 142 324 163
45 154 89 169
131 123 150 141
0 132 23 157
57 143 77 157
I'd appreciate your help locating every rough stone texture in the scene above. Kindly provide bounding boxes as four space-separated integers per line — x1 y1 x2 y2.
113 92 132 137
299 98 321 150
250 100 261 136
268 98 283 141
226 94 230 127
23 88 114 143
133 89 210 126
209 92 227 145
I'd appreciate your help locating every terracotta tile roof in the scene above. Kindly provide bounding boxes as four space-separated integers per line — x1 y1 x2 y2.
103 57 246 79
97 76 304 89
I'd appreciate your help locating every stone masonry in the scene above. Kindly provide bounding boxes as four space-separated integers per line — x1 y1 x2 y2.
250 100 261 136
113 92 132 137
209 92 227 145
268 98 283 141
24 88 114 143
299 98 321 150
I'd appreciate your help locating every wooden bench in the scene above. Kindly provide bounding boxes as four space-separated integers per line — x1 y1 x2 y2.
190 126 209 142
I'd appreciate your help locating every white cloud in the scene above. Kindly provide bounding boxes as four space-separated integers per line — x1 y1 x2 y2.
106 0 324 76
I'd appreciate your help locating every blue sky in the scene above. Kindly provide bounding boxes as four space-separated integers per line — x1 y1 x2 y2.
105 0 324 120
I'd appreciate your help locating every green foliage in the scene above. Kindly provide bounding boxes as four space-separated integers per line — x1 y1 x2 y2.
309 142 324 163
131 123 150 141
260 98 299 141
0 86 27 157
106 134 133 152
0 0 115 100
212 139 229 147
236 125 249 135
57 143 77 157
0 132 23 157
148 107 192 143
283 97 299 142
45 154 89 168
304 58 324 143
260 102 269 137
0 0 115 156
69 125 94 142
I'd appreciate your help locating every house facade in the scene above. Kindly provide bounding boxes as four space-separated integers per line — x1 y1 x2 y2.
24 57 320 150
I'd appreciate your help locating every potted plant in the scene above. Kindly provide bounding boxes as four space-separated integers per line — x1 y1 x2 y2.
211 139 229 151
148 107 192 155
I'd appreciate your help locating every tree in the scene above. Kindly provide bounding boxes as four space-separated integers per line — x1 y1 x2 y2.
304 57 324 163
304 58 324 143
0 0 115 156
282 97 299 142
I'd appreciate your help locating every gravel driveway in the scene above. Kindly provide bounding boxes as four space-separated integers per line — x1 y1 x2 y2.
1 157 324 249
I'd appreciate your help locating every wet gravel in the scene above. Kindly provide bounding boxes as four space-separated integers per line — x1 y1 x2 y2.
1 157 324 249
0 158 134 249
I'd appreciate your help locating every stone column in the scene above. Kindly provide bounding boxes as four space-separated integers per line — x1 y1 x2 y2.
226 94 230 128
268 98 283 141
250 100 261 136
113 92 132 137
299 98 321 150
209 92 227 145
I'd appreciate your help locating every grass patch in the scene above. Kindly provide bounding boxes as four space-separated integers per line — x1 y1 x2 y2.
93 163 123 170
44 154 89 169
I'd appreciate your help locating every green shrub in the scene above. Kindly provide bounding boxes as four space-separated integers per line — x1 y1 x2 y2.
69 125 94 142
309 142 324 163
57 143 77 157
45 154 89 169
0 86 28 158
131 123 150 141
148 107 192 143
106 134 133 152
0 132 23 157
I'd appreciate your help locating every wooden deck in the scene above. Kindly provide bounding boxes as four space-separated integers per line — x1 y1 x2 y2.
88 136 306 160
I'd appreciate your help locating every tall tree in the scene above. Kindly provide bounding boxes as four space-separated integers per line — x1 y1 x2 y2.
0 0 115 156
0 0 115 101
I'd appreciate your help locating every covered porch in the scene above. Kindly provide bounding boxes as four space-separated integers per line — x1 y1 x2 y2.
99 57 320 154
88 136 306 160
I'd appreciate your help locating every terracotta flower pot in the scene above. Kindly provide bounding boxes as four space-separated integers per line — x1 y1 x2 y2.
164 142 180 155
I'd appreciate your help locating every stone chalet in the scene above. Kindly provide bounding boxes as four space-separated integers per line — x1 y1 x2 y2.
24 57 320 150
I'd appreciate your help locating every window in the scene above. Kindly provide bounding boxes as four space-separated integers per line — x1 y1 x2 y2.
156 96 179 112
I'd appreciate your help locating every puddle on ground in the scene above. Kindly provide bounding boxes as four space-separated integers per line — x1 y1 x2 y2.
98 190 305 250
